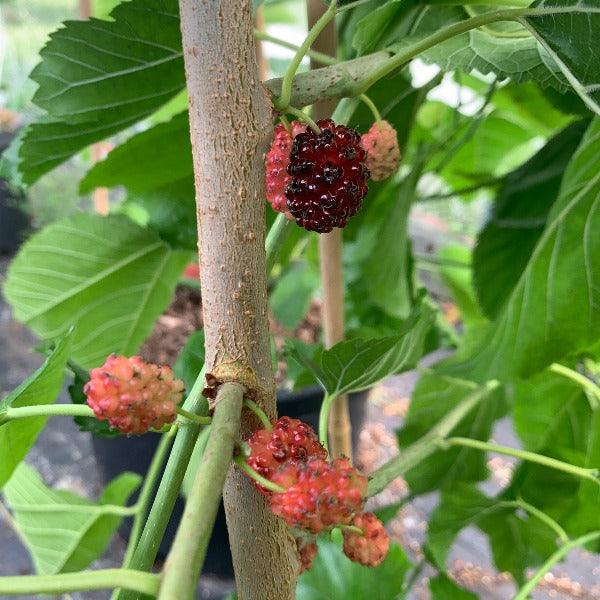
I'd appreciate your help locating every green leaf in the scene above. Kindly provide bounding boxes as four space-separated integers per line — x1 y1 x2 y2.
270 262 319 330
173 330 205 393
0 331 72 489
286 304 434 397
297 530 410 600
428 574 477 600
442 116 600 381
427 484 556 583
19 0 184 183
474 120 589 318
79 111 192 193
124 177 197 251
398 371 505 494
522 0 600 114
394 6 568 92
3 463 140 574
4 214 187 368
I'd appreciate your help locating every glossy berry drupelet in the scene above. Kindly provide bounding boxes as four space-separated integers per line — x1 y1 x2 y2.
342 512 389 567
285 119 369 233
269 457 367 533
361 120 400 181
265 121 306 217
85 354 184 435
247 416 327 493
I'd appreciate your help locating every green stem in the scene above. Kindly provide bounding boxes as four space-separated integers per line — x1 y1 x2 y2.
368 381 500 496
359 93 382 123
513 531 600 600
286 105 321 134
0 403 94 425
243 398 272 430
549 363 600 411
418 176 504 202
276 0 337 110
500 499 569 545
0 570 160 597
159 383 244 600
253 30 337 66
339 524 363 535
319 393 335 453
234 454 286 493
265 212 292 274
440 437 600 485
177 407 212 425
121 427 178 570
115 370 209 600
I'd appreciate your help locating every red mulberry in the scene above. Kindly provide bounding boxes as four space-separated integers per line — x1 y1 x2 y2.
247 416 327 494
265 121 306 216
295 536 318 573
342 512 389 567
85 355 184 435
285 119 369 233
270 457 367 533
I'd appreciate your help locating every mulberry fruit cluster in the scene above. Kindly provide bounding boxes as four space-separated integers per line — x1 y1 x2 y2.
285 119 369 233
360 120 400 181
265 121 306 217
85 354 184 435
244 416 388 569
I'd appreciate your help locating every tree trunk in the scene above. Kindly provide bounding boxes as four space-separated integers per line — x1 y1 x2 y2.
178 1 298 598
307 0 353 459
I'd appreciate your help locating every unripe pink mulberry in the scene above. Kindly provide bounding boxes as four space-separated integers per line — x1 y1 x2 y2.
270 457 367 534
342 512 389 567
265 121 306 216
85 355 184 435
247 416 327 494
361 120 400 181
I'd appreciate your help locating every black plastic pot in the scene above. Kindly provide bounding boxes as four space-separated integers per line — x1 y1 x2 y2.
0 131 30 255
91 386 367 578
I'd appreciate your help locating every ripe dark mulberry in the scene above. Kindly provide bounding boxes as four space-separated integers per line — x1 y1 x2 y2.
247 416 327 494
285 119 369 233
84 355 184 435
265 121 306 217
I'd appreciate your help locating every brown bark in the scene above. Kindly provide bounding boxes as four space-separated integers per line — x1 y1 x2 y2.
178 1 298 598
308 0 353 459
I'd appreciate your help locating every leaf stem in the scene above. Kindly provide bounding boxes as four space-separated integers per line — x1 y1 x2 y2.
120 426 178 571
253 30 337 66
500 499 569 545
549 363 600 411
158 383 244 600
0 570 160 597
513 531 600 600
177 407 212 425
286 105 321 134
0 403 94 425
275 0 338 110
233 454 286 493
368 380 500 496
319 393 335 453
243 398 272 430
265 213 292 274
359 93 382 123
440 437 600 485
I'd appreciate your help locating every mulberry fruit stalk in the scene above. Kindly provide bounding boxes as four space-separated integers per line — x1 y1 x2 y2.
342 512 389 567
285 119 369 233
361 120 400 181
246 416 327 494
85 354 184 434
